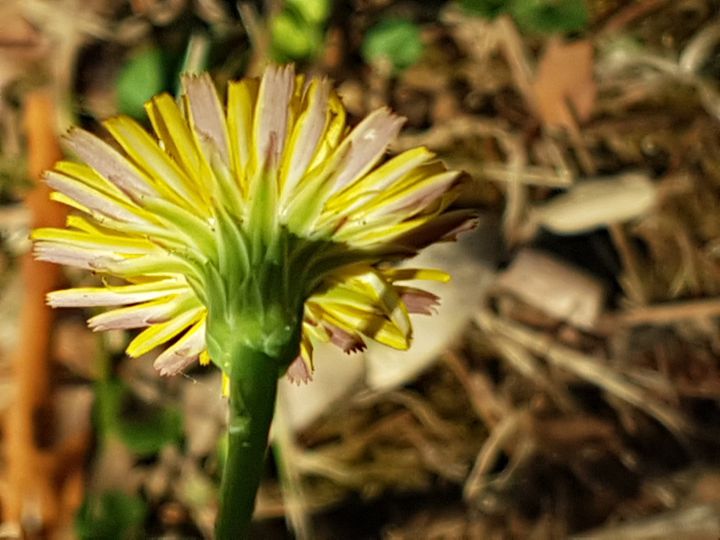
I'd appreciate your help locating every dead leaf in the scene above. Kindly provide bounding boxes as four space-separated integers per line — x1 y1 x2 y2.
532 38 596 131
494 249 606 330
531 172 657 235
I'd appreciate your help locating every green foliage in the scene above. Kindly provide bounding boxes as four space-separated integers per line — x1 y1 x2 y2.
286 0 331 24
511 0 588 33
0 157 29 197
271 10 324 60
270 0 331 61
459 0 588 34
361 18 424 72
75 491 147 540
116 47 167 119
97 380 183 457
460 0 510 19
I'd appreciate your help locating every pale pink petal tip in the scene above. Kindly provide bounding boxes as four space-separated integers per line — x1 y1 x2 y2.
153 323 206 376
286 356 313 385
88 301 174 331
332 108 405 192
62 127 155 198
155 352 199 377
402 289 441 315
326 324 367 354
183 73 230 165
398 210 480 249
257 64 295 167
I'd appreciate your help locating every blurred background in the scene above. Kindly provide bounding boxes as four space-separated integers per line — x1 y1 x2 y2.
1 0 720 538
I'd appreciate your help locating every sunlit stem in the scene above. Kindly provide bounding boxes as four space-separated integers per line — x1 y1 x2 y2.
215 345 281 539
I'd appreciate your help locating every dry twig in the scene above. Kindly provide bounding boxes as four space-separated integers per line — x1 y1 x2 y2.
3 91 67 536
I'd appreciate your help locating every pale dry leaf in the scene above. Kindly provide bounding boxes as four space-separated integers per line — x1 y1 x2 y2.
278 343 365 432
494 248 606 330
531 172 657 235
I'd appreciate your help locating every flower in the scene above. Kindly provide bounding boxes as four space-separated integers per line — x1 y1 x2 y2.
32 65 475 382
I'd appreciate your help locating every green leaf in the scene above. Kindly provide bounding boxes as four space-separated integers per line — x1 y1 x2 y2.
509 0 588 34
271 10 324 60
459 0 511 19
75 491 147 540
116 47 167 119
361 19 424 72
115 403 183 457
98 380 183 457
286 0 331 24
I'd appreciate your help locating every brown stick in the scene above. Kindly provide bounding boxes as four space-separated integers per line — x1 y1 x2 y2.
602 297 720 328
3 90 66 536
600 0 668 35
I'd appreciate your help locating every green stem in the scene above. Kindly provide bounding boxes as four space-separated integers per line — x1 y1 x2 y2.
216 345 280 540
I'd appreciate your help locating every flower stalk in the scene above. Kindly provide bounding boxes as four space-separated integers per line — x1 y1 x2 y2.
216 344 285 539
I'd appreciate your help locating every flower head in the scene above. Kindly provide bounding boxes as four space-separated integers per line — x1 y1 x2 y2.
32 65 475 381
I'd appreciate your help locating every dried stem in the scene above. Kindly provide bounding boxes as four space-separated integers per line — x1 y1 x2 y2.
3 90 66 534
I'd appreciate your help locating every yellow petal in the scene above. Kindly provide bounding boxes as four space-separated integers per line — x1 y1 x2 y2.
46 170 148 224
104 116 204 210
126 306 205 357
63 127 158 197
325 147 435 213
145 93 205 182
326 108 405 194
153 318 207 375
307 90 346 170
280 78 330 201
227 77 259 188
253 64 294 169
310 302 409 350
31 227 158 255
88 293 193 330
182 73 230 166
55 160 128 199
46 278 189 307
380 268 451 283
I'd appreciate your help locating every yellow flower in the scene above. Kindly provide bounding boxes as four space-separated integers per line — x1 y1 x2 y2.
32 65 474 381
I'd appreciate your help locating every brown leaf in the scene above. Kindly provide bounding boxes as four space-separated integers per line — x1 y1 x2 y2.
532 38 596 131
